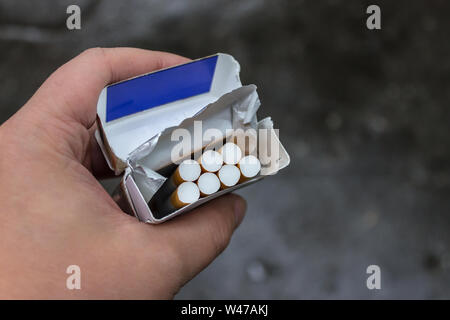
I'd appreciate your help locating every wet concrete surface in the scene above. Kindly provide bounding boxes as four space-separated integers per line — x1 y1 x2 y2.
1 0 450 298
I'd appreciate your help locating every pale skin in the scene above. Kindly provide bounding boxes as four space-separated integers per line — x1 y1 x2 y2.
0 48 246 299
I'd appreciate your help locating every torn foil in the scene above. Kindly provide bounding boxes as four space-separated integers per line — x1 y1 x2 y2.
232 87 260 130
126 85 261 199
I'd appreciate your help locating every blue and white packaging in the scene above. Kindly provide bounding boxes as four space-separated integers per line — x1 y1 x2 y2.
95 53 290 223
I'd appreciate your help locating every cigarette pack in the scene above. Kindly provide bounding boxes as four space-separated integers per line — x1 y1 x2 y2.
95 53 290 223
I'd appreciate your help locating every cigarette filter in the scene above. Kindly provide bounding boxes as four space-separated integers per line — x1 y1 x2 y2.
170 181 200 209
156 159 201 197
197 172 221 197
219 142 242 165
238 155 261 182
218 164 241 189
173 159 201 185
199 150 223 173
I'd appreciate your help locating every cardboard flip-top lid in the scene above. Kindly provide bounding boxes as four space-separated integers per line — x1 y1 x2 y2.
96 53 242 174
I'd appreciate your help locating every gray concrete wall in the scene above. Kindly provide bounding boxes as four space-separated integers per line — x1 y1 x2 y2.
1 0 449 298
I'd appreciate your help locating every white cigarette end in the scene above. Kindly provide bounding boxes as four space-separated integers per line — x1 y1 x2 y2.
197 172 221 196
218 164 241 188
239 155 261 179
178 159 201 182
177 181 200 205
219 142 242 165
200 150 223 172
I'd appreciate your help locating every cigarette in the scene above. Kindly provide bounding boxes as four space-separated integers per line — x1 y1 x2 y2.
157 159 201 196
197 172 221 197
217 164 241 189
198 150 223 173
172 159 201 185
238 155 261 182
169 181 200 209
218 142 242 165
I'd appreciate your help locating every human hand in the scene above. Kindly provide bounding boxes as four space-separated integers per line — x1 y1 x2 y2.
0 48 246 299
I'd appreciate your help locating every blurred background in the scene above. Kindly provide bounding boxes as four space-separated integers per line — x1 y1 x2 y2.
1 0 450 299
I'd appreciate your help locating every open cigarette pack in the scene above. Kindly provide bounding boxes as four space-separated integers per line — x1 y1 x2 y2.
95 53 290 223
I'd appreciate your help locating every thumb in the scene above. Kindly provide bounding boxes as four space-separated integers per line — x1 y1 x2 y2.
154 194 246 284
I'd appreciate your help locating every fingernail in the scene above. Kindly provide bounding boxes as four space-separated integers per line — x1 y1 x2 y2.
234 197 247 228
